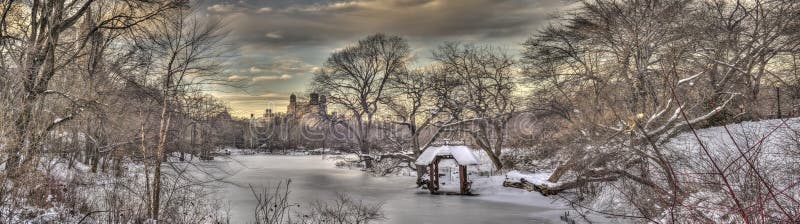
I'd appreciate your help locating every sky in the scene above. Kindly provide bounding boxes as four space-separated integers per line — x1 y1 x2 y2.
199 0 574 118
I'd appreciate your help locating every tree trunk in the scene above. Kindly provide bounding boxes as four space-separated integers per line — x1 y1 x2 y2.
151 100 171 220
114 155 123 177
492 122 506 170
89 125 99 173
361 114 373 168
192 123 197 155
472 128 504 170
548 155 578 183
411 129 426 185
484 148 503 170
776 86 782 118
361 141 373 168
140 122 152 218
7 95 35 170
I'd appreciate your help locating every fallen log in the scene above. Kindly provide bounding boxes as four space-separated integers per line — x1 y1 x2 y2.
502 178 560 196
504 175 621 196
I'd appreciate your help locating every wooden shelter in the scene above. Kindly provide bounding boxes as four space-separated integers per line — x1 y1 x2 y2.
415 144 479 195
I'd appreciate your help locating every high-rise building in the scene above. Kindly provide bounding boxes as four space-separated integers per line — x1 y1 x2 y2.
286 93 327 117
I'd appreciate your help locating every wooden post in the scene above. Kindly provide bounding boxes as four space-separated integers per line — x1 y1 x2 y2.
459 165 467 194
433 157 440 192
428 163 436 193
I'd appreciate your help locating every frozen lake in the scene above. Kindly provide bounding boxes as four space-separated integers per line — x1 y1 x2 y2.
201 155 567 224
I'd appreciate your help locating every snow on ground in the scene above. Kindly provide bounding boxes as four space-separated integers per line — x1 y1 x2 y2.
1 152 230 223
471 175 563 206
666 117 800 193
505 170 562 187
220 147 350 156
215 147 257 156
466 173 617 223
667 117 800 166
659 117 800 222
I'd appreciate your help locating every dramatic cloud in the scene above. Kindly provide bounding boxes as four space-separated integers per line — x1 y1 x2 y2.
249 67 262 73
252 74 293 81
265 31 283 39
227 75 249 81
207 4 240 13
201 0 573 117
257 7 273 13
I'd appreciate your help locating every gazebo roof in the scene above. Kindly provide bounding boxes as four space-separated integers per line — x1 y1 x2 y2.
415 145 479 166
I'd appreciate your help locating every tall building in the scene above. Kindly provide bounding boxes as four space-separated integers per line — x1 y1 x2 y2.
247 93 330 150
286 93 327 117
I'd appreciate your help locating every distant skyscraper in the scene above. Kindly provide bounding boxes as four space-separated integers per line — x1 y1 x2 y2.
286 92 327 117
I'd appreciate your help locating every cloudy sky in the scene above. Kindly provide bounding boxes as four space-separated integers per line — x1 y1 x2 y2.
200 0 573 117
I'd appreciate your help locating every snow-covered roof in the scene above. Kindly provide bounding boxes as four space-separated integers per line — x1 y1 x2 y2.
415 145 480 165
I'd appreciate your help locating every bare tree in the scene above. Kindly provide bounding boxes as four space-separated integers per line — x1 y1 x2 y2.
250 180 295 224
299 193 385 224
312 33 410 168
432 42 517 170
132 7 225 220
